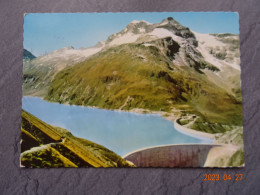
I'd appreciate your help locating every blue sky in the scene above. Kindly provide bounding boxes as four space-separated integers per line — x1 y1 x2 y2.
24 12 239 56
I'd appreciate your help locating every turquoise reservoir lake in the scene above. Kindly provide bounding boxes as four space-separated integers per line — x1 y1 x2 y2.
22 97 212 156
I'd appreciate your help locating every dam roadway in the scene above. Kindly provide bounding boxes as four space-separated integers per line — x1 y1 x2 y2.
123 144 220 167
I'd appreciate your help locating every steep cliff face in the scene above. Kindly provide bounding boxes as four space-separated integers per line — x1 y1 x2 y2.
21 110 134 168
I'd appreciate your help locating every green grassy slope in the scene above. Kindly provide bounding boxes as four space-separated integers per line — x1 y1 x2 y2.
45 43 242 132
21 110 134 168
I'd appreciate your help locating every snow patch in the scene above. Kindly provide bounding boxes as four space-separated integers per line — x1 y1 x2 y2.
143 43 154 47
77 47 102 58
131 20 140 24
108 33 140 46
138 27 146 33
148 28 183 43
130 20 151 25
36 46 103 65
193 31 240 71
159 20 169 26
193 31 225 48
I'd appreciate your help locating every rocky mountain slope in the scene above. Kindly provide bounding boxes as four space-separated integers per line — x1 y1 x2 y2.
21 109 134 167
23 44 104 97
23 17 242 133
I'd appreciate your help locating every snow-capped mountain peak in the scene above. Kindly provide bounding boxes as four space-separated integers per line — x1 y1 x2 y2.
23 16 241 103
130 20 152 25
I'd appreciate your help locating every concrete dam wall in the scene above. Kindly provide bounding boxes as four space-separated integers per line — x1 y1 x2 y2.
123 144 219 167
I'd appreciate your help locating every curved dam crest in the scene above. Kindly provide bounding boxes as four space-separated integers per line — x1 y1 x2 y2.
123 144 219 167
123 120 216 167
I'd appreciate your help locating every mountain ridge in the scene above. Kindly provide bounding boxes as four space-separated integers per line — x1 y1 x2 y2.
23 17 242 133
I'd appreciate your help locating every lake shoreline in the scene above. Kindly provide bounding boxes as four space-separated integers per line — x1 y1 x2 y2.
174 119 215 140
23 95 215 142
123 108 215 141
